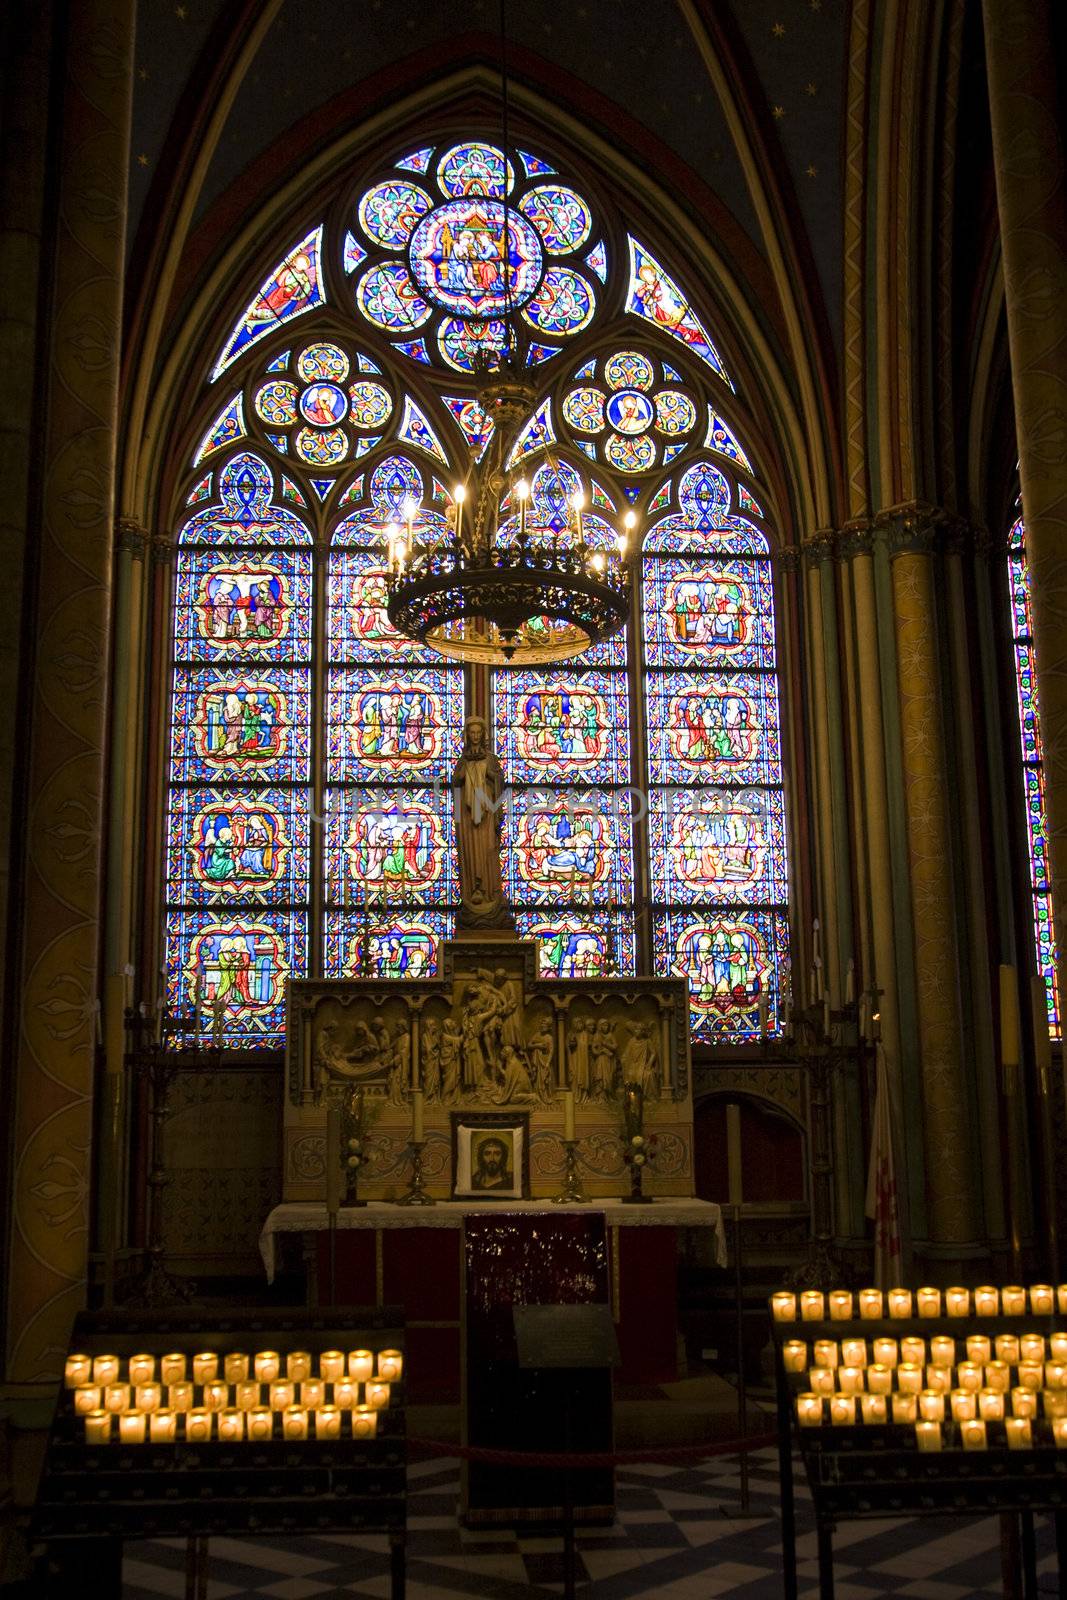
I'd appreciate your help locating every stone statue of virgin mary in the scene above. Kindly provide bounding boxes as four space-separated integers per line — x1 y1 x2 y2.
451 714 514 931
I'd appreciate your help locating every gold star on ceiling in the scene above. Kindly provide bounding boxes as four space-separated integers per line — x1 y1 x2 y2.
174 3 186 16
806 164 818 178
137 153 149 167
810 0 822 10
772 21 786 37
772 104 786 119
804 81 818 96
138 65 149 80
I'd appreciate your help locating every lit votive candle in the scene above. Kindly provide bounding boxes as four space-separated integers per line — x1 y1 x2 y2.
73 1386 101 1416
985 1361 1010 1393
103 1384 130 1414
161 1353 186 1385
916 1287 941 1319
946 1287 970 1318
1054 1418 1067 1449
135 1384 162 1414
783 1340 807 1373
203 1382 228 1413
1044 1391 1067 1419
925 1366 952 1394
348 1350 374 1382
286 1351 312 1383
956 1363 983 1393
966 1335 991 1365
65 1354 92 1388
1018 1363 1043 1391
898 1363 923 1395
1047 1362 1067 1390
248 1407 273 1441
800 1291 825 1322
772 1291 797 1323
150 1409 177 1443
861 1393 888 1425
224 1353 249 1384
315 1406 341 1439
128 1354 155 1385
841 1338 868 1368
974 1286 999 1317
377 1350 403 1382
255 1351 281 1383
333 1379 357 1409
868 1364 893 1395
1031 1285 1054 1316
839 1366 865 1395
365 1381 390 1411
960 1419 987 1450
892 1393 918 1424
901 1337 926 1366
873 1338 898 1368
1011 1388 1038 1419
192 1352 218 1384
185 1409 212 1442
84 1410 111 1444
995 1334 1020 1364
930 1336 955 1368
950 1389 977 1422
1051 1332 1067 1362
813 1340 839 1369
918 1390 945 1422
978 1388 1005 1421
351 1405 378 1439
859 1288 884 1320
320 1350 345 1383
888 1288 913 1318
93 1355 120 1386
1002 1286 1026 1316
218 1409 244 1442
1021 1333 1046 1363
269 1381 295 1412
829 1291 854 1322
1006 1415 1033 1449
809 1367 836 1395
915 1421 942 1452
119 1411 146 1444
169 1382 193 1412
235 1381 260 1411
283 1404 308 1440
829 1395 856 1426
1058 1286 1067 1317
300 1380 325 1410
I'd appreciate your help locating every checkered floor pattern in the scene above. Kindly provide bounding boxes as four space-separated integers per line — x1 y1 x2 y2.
122 1447 1060 1599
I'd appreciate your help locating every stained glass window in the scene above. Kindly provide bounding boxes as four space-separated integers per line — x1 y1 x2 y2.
1008 519 1061 1039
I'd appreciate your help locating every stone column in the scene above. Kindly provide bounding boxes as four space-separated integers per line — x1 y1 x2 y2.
888 509 980 1254
983 0 1067 1019
5 0 135 1381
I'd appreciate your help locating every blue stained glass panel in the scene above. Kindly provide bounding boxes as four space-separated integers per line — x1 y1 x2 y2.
645 673 781 787
642 557 777 670
647 788 788 905
502 788 635 908
173 549 312 663
324 786 457 905
326 667 465 782
164 907 306 1048
1024 762 1051 892
166 785 309 906
211 227 325 381
1013 638 1041 765
324 908 452 979
179 453 312 547
652 909 790 1041
327 549 440 663
493 669 631 786
515 910 636 979
169 667 310 784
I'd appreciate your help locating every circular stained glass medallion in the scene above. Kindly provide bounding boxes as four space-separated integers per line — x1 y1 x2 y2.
561 388 605 433
518 186 592 253
655 390 697 435
299 382 348 427
437 316 507 373
356 263 431 332
348 381 393 429
255 380 298 426
436 142 514 199
297 342 350 383
605 390 654 435
606 432 656 472
522 267 594 336
358 181 432 249
408 198 543 318
296 427 348 465
604 350 654 391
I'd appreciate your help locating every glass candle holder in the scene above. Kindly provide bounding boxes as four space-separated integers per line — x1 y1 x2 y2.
119 1411 147 1444
915 1421 941 1452
235 1381 260 1411
84 1410 111 1444
901 1337 926 1366
868 1364 893 1395
286 1351 312 1383
966 1335 991 1365
892 1393 918 1424
135 1384 162 1414
333 1379 357 1409
1053 1418 1067 1449
925 1366 952 1394
269 1381 295 1412
1030 1285 1054 1316
1006 1415 1033 1449
1051 1332 1067 1362
973 1286 999 1317
185 1409 212 1442
103 1384 130 1414
348 1350 374 1382
897 1363 923 1395
1011 1388 1038 1419
65 1354 92 1389
945 1287 970 1317
365 1382 391 1411
128 1354 155 1385
950 1389 977 1422
377 1350 403 1382
929 1336 955 1368
74 1386 101 1416
203 1382 228 1413
169 1383 193 1413
985 1361 1010 1393
283 1404 308 1440
1018 1363 1043 1391
772 1291 797 1322
150 1409 177 1443
813 1340 839 1369
916 1287 941 1319
859 1289 884 1320
809 1367 836 1396
860 1393 888 1425
960 1419 987 1450
782 1341 807 1373
1020 1333 1046 1363
160 1353 186 1385
1001 1286 1026 1316
92 1355 120 1386
873 1338 898 1368
320 1350 345 1383
829 1395 856 1426
224 1353 250 1384
839 1366 865 1396
218 1409 244 1442
918 1390 945 1422
315 1405 342 1439
956 1362 982 1393
887 1288 913 1318
192 1353 218 1384
841 1338 868 1369
255 1351 281 1383
248 1407 273 1441
1047 1362 1067 1390
995 1334 1021 1364
1043 1391 1067 1419
351 1405 378 1439
300 1380 325 1410
829 1291 854 1322
1058 1286 1067 1317
978 1388 1005 1422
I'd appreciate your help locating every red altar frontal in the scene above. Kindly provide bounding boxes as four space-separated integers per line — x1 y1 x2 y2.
259 1200 726 1401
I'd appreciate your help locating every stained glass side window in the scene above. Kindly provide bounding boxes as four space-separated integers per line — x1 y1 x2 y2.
492 462 636 979
166 453 312 1046
325 455 462 977
1008 518 1061 1039
643 460 789 1040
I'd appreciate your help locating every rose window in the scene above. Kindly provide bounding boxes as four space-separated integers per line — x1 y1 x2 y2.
560 349 699 473
251 341 393 466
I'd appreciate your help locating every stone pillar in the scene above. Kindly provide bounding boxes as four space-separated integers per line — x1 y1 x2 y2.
983 0 1067 1019
888 509 980 1254
5 0 134 1380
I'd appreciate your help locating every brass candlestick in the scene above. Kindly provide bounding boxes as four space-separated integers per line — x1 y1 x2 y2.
552 1139 588 1204
397 1140 435 1206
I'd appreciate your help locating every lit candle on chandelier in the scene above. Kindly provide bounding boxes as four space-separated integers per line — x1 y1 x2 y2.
570 490 585 545
515 477 529 538
452 482 466 547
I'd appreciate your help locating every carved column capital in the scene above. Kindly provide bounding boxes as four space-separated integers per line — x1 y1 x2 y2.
150 531 176 567
876 502 947 559
115 516 149 558
802 528 837 565
775 545 801 574
837 518 874 560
